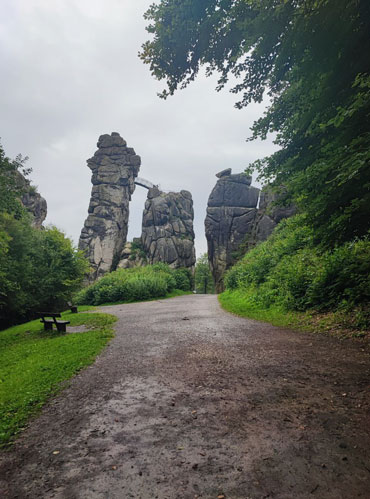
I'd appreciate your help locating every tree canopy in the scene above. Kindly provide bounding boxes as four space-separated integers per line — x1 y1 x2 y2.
141 0 370 245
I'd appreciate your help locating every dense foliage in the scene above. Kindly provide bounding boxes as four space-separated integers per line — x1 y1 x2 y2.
75 263 192 306
0 144 88 329
195 253 215 294
224 216 370 328
0 146 30 217
141 0 370 246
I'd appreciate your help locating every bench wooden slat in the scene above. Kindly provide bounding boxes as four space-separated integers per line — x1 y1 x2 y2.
38 313 70 333
38 313 61 318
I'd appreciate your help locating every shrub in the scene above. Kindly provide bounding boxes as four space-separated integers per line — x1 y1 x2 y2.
0 214 88 329
74 264 191 306
224 215 370 327
173 268 193 291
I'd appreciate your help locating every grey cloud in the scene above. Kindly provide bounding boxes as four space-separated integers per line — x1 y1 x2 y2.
0 0 278 259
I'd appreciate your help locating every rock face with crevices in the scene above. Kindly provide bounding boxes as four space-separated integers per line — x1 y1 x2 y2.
117 239 147 269
205 170 260 292
251 186 296 244
15 171 47 228
141 187 196 268
205 170 296 292
79 133 141 281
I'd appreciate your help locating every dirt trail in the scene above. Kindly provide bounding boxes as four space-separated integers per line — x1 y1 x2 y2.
1 295 369 498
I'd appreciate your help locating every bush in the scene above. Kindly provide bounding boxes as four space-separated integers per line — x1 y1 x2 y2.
0 214 88 329
75 264 191 306
225 215 314 291
173 268 193 291
224 215 370 327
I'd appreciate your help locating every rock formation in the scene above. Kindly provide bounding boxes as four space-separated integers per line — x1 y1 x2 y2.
79 133 196 280
140 187 196 268
205 170 295 292
79 133 140 281
16 171 47 228
118 239 147 269
205 171 260 292
251 186 296 244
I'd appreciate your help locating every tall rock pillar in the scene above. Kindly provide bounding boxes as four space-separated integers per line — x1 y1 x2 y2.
205 170 260 292
79 132 141 281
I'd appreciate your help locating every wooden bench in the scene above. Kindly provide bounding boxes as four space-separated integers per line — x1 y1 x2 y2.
39 313 70 333
67 302 78 314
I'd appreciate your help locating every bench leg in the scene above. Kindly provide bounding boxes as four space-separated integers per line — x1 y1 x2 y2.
44 323 53 331
56 323 67 333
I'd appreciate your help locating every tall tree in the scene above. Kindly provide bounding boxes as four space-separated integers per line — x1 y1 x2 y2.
141 0 370 245
195 253 215 294
0 144 89 328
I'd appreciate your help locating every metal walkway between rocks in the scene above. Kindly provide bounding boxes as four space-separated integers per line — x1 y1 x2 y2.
135 177 155 190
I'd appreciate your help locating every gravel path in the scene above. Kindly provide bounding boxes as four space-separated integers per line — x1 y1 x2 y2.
1 295 369 498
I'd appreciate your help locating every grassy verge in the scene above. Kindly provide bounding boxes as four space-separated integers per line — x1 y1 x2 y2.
219 289 370 341
97 289 192 307
166 289 193 299
0 308 117 447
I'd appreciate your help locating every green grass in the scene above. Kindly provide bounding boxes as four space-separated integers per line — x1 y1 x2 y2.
219 289 303 327
166 289 193 299
0 308 117 447
219 289 370 340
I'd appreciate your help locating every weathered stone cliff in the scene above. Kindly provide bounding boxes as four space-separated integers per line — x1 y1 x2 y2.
250 186 296 244
140 187 196 268
79 133 140 281
205 170 295 292
15 171 47 228
205 170 259 292
118 239 147 269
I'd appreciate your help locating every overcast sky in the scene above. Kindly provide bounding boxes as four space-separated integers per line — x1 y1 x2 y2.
0 0 277 257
